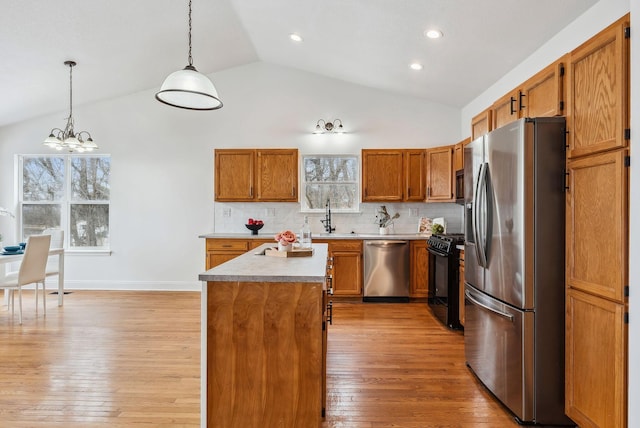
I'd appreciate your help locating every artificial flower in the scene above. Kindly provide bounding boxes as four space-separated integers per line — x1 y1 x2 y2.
275 230 297 245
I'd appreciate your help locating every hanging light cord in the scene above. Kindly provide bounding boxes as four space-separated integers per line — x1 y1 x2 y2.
187 0 193 67
68 63 74 122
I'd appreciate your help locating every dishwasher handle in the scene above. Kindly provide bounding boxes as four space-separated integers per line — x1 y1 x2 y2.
366 240 408 247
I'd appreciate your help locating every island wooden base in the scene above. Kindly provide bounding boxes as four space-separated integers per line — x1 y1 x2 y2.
205 281 325 428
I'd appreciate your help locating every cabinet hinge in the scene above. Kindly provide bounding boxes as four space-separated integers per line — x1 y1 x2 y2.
559 65 565 77
624 313 629 324
624 285 629 297
625 26 631 39
625 128 631 140
559 100 565 111
625 156 631 167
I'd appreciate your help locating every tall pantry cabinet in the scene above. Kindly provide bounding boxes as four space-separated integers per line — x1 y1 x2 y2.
564 15 630 428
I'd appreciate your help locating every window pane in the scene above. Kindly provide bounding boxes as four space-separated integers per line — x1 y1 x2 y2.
70 204 109 247
22 157 64 201
71 157 111 201
304 184 358 209
304 157 358 183
22 204 61 239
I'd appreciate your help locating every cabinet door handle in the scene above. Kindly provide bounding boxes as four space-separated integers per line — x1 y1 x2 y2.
250 187 253 198
519 91 526 111
326 301 333 325
292 186 295 196
509 96 517 115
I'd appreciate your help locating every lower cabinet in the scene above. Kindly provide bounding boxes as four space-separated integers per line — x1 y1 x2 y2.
317 240 362 297
205 239 249 270
409 240 429 298
565 288 627 428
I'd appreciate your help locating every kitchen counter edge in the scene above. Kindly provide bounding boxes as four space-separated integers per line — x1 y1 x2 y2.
199 232 433 240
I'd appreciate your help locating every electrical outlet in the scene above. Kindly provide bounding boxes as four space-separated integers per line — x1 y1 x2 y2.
265 208 276 217
222 208 232 218
410 208 419 217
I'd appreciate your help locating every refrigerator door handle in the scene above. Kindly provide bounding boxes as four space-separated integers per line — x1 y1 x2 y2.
475 163 488 267
465 288 514 321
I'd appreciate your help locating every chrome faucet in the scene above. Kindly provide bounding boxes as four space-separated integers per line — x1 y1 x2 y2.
321 198 336 233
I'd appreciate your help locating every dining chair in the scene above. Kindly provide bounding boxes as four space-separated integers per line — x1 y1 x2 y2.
42 228 64 281
0 234 51 324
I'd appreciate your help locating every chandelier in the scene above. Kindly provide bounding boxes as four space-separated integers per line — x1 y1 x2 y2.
43 61 98 153
314 119 344 134
155 0 223 110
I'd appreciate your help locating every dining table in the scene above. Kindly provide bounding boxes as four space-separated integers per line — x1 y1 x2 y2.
0 247 65 306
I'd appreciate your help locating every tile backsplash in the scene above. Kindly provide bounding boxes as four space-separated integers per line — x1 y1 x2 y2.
213 202 464 236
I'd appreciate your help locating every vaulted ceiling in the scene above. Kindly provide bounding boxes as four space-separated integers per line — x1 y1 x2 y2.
1 0 598 127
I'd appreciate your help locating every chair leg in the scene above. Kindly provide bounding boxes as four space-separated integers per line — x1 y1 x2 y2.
18 287 23 325
42 282 46 316
35 283 39 312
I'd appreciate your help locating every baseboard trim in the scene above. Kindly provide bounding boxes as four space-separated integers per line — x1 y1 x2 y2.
43 279 201 292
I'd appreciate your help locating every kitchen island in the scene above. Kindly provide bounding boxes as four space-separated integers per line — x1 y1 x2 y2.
199 243 329 428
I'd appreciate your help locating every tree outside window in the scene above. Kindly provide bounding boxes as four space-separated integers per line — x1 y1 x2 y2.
20 155 110 249
302 155 359 212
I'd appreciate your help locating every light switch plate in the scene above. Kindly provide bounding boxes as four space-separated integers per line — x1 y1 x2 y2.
410 208 419 217
222 208 232 217
265 208 276 217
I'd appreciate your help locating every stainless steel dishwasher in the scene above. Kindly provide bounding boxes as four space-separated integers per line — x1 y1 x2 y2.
363 240 410 302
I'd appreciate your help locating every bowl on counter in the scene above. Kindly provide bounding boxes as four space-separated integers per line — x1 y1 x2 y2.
3 245 21 253
245 224 264 235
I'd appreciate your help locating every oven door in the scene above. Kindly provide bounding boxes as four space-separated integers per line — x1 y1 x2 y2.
427 247 449 299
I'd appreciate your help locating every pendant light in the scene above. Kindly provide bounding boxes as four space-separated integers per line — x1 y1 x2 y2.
155 0 223 110
43 61 98 153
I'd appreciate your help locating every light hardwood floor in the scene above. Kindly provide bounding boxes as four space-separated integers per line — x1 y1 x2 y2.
0 291 519 427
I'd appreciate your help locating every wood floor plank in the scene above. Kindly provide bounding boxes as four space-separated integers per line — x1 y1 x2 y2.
1 291 520 427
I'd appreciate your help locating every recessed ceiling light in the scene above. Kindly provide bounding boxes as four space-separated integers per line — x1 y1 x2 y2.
410 63 423 71
424 29 443 39
289 33 303 42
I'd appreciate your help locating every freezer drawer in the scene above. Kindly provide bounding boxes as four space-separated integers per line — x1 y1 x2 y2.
464 284 534 422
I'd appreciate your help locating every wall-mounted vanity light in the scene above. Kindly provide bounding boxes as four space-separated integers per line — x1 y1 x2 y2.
314 119 345 134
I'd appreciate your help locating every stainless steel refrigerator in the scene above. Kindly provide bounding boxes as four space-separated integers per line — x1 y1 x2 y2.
463 117 574 425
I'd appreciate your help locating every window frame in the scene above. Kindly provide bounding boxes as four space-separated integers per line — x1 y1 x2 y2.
18 154 111 252
300 154 360 213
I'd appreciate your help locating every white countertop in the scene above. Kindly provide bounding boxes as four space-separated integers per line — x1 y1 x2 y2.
199 243 329 283
199 232 432 240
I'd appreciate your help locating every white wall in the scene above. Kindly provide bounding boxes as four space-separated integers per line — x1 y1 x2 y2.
461 0 637 424
0 62 461 290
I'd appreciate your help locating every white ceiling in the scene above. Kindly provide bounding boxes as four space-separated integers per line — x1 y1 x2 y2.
1 0 598 127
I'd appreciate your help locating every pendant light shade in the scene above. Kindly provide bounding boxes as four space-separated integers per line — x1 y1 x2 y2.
155 0 223 111
156 65 222 110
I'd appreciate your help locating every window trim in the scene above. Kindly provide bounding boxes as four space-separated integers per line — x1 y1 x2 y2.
18 154 111 251
300 154 360 213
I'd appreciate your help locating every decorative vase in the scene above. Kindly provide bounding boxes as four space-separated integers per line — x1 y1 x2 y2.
278 242 292 252
379 227 388 235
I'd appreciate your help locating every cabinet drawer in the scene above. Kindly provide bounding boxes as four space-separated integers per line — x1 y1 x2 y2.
330 240 362 252
206 239 249 251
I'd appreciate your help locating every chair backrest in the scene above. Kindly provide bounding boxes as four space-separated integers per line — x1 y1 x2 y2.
19 235 51 285
42 228 64 249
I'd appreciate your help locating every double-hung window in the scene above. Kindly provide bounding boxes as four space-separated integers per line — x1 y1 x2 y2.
19 155 111 250
301 155 359 212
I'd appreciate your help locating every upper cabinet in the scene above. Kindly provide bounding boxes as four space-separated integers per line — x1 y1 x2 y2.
361 149 425 202
471 109 492 140
453 138 470 172
567 16 630 159
215 149 298 202
426 146 454 202
491 57 566 130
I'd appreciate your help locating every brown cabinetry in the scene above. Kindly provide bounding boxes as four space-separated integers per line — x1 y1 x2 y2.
491 58 565 130
563 14 630 428
565 288 627 428
215 149 298 202
316 239 363 297
205 239 249 270
409 240 429 298
361 149 425 202
567 17 630 159
566 149 628 302
426 146 454 202
471 108 492 140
